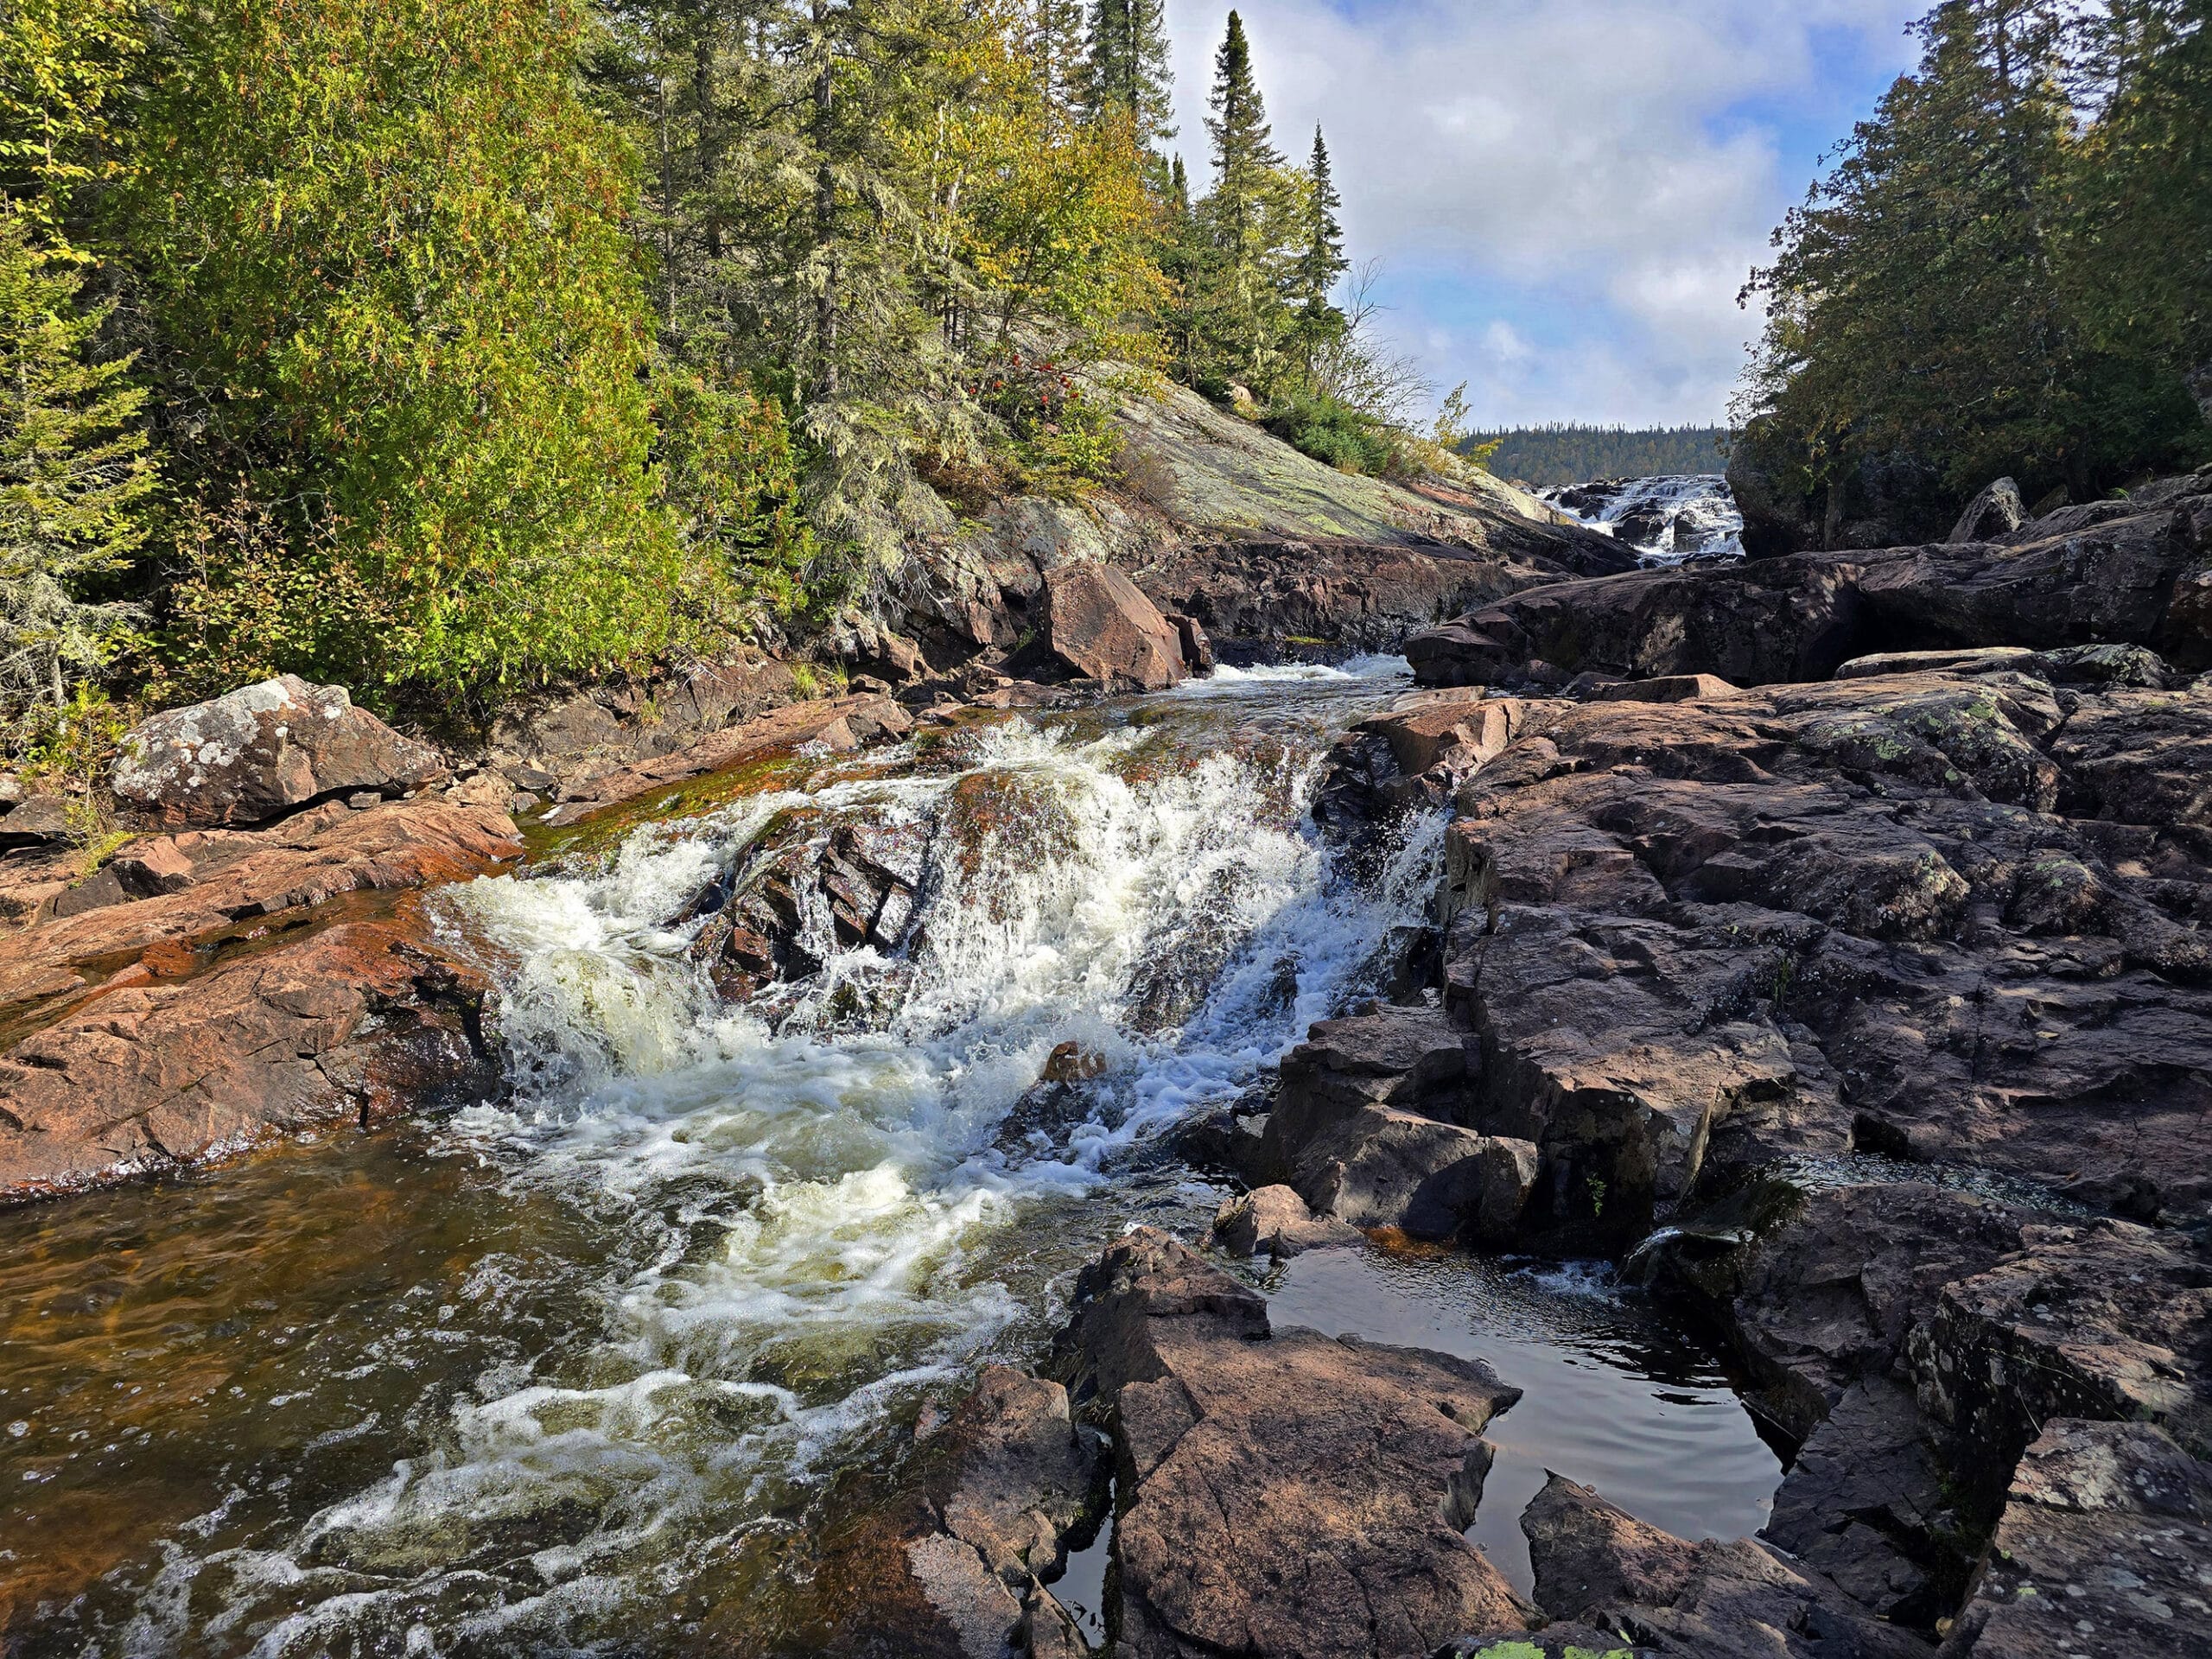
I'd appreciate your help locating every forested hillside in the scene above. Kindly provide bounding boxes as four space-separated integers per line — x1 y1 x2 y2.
0 0 1466 757
1739 0 2212 539
1470 425 1726 488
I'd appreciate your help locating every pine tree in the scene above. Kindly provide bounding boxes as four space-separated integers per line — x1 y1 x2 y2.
1293 125 1349 375
1083 0 1174 150
0 209 150 720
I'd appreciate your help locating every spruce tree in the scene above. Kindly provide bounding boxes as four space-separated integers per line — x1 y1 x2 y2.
1084 0 1175 149
1197 9 1295 387
0 210 150 721
1294 124 1349 375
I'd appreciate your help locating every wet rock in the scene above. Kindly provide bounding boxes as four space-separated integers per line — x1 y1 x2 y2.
1211 1184 1363 1258
1522 1473 1929 1658
1948 480 2026 544
1937 1419 2212 1659
1038 563 1187 690
111 676 448 828
0 920 501 1199
541 694 911 827
690 811 935 1001
1057 1228 1533 1659
1040 1041 1108 1084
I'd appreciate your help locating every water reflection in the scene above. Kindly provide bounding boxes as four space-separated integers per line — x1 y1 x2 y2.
1264 1245 1781 1597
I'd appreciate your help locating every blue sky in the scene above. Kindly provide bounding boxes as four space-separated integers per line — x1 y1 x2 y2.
1163 1 1930 426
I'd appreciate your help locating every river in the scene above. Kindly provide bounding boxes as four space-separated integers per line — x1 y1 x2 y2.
0 660 1779 1656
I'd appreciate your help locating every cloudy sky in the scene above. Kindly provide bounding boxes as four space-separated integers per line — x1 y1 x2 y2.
1162 0 1929 428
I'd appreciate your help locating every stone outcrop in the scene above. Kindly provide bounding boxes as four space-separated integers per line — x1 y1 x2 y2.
1037 562 1189 690
893 381 1635 667
0 919 499 1198
111 676 448 828
1521 1473 1929 1658
1938 1419 2212 1658
1406 469 2212 689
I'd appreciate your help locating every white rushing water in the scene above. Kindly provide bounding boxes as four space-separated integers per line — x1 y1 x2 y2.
1543 474 1744 563
114 660 1442 1654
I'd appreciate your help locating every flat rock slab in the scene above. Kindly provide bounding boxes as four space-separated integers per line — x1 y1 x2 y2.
1059 1227 1533 1659
540 695 911 826
0 919 499 1199
0 798 521 1019
112 676 447 828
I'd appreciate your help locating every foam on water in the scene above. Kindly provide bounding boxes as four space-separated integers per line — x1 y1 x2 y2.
108 672 1438 1651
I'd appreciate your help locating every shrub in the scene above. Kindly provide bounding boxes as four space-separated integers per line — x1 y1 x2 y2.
1263 389 1395 475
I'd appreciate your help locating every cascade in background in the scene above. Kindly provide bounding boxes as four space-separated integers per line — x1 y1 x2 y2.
1543 474 1745 563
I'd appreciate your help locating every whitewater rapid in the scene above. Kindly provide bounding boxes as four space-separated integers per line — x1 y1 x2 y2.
108 659 1438 1652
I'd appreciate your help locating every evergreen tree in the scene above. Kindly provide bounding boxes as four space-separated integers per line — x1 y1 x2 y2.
2070 0 2212 420
1294 125 1349 374
1083 0 1175 150
0 209 150 721
1195 9 1298 387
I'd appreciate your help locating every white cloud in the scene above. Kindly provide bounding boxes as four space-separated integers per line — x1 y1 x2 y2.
1164 0 1925 423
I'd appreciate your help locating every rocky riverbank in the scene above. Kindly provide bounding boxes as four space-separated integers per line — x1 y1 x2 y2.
880 464 2211 1657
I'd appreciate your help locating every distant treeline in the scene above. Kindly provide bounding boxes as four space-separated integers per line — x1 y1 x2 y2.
1465 424 1727 488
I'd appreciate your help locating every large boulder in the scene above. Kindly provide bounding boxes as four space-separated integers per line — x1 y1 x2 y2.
112 676 447 828
1726 417 1951 560
1039 563 1188 690
1948 478 2026 543
1056 1229 1533 1659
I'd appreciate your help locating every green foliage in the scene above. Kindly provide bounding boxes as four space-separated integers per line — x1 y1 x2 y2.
0 207 152 734
18 683 130 853
1083 0 1175 149
124 0 710 706
1742 0 2212 523
1264 389 1395 475
1293 126 1350 374
1469 424 1729 487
